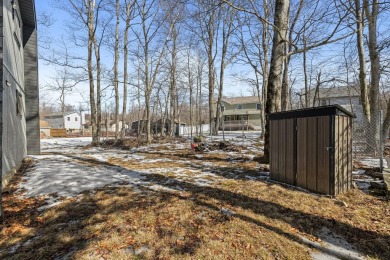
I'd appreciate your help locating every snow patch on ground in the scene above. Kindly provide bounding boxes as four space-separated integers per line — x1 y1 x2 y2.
20 137 233 208
19 156 146 199
311 227 365 260
358 158 387 168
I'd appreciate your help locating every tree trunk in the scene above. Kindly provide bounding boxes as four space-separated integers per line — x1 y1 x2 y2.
261 5 270 139
93 41 101 145
281 12 290 111
281 54 290 111
255 72 265 139
214 8 234 135
137 58 141 137
208 50 214 136
313 71 321 107
188 51 193 139
169 25 177 136
264 0 290 162
364 0 380 151
355 0 370 122
87 2 98 146
303 37 309 108
122 3 132 139
114 0 120 140
195 64 200 135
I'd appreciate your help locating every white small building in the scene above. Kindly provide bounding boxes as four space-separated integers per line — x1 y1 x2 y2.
102 120 129 132
45 112 82 130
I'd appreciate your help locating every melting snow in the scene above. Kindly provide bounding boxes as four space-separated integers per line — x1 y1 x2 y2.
21 136 246 208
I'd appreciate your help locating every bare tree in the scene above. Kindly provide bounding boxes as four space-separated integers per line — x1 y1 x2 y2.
48 68 78 113
63 0 110 145
236 5 272 138
353 0 370 120
134 0 170 143
162 1 184 136
281 0 304 110
360 0 381 146
214 4 240 134
112 0 120 139
264 0 290 162
192 0 221 135
45 42 85 113
121 0 136 139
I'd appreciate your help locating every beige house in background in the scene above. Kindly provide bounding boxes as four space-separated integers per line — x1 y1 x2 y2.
301 86 362 122
215 96 263 130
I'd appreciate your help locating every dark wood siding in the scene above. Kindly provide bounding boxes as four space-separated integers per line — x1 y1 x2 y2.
307 117 318 191
285 119 295 185
317 116 330 194
297 118 307 188
297 116 330 193
333 116 352 195
269 119 294 185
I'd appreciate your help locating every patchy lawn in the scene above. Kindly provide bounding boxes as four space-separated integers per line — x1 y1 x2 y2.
0 136 389 259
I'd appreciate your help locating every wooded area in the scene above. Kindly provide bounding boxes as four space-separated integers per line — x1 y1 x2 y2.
39 0 390 161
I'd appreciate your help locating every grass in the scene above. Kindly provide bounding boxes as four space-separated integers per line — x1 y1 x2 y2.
0 142 389 259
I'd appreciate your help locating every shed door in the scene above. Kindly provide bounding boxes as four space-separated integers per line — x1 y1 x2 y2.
296 116 330 194
269 119 295 185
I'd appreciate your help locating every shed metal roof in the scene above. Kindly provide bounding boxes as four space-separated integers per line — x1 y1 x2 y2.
268 105 355 120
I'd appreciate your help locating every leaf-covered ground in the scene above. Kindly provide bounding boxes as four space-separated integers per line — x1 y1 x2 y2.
0 136 389 259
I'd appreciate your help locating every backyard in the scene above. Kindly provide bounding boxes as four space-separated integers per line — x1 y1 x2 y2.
0 133 389 259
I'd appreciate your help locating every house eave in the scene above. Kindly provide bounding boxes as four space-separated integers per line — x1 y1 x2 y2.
19 0 36 28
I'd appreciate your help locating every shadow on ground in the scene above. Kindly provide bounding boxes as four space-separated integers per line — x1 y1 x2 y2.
1 153 389 259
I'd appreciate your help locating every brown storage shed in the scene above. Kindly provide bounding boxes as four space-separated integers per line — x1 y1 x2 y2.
268 105 354 196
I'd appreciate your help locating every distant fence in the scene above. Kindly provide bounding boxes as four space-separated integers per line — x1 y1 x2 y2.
50 128 67 137
352 111 384 169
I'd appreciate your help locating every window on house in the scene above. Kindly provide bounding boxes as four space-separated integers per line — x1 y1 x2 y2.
256 104 261 110
75 117 78 121
237 104 243 109
16 89 23 118
11 1 20 27
13 32 21 49
67 117 70 121
16 10 20 28
12 0 15 20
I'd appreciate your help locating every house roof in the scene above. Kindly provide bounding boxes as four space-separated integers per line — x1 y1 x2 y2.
222 96 260 105
45 112 79 118
303 86 360 99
